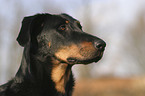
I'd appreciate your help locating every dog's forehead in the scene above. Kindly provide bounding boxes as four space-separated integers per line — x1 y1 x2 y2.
44 13 79 28
60 13 78 22
44 14 76 24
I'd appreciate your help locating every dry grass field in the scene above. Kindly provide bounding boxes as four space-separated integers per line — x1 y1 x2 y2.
73 77 145 96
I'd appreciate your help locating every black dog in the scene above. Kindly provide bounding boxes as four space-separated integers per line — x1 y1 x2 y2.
0 13 106 96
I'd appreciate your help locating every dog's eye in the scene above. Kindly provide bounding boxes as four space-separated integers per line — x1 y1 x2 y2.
58 24 66 31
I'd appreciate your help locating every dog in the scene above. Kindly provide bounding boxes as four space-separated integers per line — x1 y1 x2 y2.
0 13 106 96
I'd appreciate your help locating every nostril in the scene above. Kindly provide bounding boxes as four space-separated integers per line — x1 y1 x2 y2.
96 43 103 49
94 41 106 50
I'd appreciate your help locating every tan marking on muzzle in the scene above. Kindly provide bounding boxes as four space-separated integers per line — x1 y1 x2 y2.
55 42 96 62
80 42 93 47
55 44 83 62
80 42 96 57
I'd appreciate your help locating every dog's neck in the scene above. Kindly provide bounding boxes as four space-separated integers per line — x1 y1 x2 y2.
50 58 72 94
15 49 74 95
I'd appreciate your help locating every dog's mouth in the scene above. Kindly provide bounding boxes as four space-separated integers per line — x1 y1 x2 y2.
54 42 105 65
66 51 104 64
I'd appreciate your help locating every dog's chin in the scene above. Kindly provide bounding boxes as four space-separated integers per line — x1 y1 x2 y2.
67 54 103 65
76 56 102 64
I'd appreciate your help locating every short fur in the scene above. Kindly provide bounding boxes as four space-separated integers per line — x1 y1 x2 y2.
0 13 106 96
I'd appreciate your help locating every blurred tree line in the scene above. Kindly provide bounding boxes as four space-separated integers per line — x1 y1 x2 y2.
0 0 145 83
126 10 145 74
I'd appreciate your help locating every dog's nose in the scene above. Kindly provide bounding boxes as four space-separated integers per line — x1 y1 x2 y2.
94 40 106 51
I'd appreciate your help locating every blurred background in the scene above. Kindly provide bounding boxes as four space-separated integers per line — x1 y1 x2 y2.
0 0 145 96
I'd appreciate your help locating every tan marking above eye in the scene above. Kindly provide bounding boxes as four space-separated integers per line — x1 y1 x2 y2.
48 42 51 48
76 21 80 24
65 20 69 24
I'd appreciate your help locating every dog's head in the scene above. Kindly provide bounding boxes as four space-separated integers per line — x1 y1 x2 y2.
17 13 106 65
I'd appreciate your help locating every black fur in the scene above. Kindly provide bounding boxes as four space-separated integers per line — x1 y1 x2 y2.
0 13 106 96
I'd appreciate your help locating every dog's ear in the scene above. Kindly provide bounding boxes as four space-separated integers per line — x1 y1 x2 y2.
17 14 49 47
17 16 34 47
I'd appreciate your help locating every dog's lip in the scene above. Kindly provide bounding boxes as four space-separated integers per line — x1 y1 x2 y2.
76 56 102 64
67 52 104 64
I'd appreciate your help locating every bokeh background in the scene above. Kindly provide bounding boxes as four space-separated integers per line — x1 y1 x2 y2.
0 0 145 96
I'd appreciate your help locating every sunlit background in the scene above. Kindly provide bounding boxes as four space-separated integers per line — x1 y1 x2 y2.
0 0 145 96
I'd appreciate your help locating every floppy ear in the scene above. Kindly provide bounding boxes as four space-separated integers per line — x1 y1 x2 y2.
17 16 34 47
17 14 49 47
